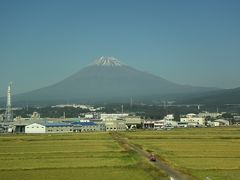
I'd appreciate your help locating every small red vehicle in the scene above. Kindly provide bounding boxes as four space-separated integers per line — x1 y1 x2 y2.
149 154 156 161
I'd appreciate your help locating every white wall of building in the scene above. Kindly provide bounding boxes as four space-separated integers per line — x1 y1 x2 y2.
215 119 230 126
84 114 94 119
154 120 165 129
125 116 142 124
101 114 128 121
198 112 222 118
25 123 46 134
104 120 126 131
164 114 174 121
165 120 178 127
153 120 178 129
207 121 220 127
80 119 90 122
180 116 205 125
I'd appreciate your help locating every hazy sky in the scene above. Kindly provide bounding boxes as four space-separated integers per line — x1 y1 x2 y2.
1 0 240 97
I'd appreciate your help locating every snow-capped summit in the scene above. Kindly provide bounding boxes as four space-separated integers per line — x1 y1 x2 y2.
93 56 122 66
12 56 216 105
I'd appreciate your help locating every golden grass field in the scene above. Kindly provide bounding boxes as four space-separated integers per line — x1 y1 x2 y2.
0 127 239 180
0 132 160 180
122 127 240 180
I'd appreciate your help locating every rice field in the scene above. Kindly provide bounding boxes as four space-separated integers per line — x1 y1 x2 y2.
0 132 157 180
122 127 240 180
1 127 239 180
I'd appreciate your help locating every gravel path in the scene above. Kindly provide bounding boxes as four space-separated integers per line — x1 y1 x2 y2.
111 132 192 180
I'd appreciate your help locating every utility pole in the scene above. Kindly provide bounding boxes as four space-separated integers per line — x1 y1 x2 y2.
198 104 200 111
130 97 133 108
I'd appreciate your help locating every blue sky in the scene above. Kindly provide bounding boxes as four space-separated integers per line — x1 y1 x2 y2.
0 0 240 96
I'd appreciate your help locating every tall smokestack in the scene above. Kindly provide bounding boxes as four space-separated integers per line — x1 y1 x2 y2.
5 82 13 122
7 83 11 107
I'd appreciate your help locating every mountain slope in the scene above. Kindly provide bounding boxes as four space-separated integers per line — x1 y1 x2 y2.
183 87 240 105
8 57 217 105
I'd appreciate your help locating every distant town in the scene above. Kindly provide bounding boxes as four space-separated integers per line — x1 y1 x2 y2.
1 83 239 134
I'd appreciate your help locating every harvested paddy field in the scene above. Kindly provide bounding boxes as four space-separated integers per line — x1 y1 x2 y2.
0 132 162 180
121 127 240 180
1 128 239 180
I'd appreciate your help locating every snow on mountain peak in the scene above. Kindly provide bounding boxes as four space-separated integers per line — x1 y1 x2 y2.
94 56 122 67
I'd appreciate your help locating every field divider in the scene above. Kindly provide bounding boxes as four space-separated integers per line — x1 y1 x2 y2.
110 132 193 180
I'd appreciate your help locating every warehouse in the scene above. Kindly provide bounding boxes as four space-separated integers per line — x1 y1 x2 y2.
104 119 126 131
45 123 73 133
71 122 104 132
25 123 46 133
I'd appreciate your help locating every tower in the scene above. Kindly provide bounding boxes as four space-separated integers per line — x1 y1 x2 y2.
130 97 133 108
197 104 201 111
5 82 13 122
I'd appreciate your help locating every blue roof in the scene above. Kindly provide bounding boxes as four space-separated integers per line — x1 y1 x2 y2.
45 123 72 127
71 122 96 126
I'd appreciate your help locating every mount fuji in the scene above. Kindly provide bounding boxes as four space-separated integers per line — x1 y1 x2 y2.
10 57 216 105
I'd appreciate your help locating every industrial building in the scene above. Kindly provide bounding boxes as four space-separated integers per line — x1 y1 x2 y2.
143 120 155 129
214 119 230 126
71 122 105 132
45 123 73 133
180 113 205 127
13 120 106 134
100 113 128 121
125 116 143 129
25 123 46 133
143 119 177 129
104 119 126 131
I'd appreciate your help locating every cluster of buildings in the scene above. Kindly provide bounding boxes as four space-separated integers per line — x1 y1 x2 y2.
179 112 230 127
0 110 233 134
143 112 230 130
15 121 105 134
0 82 234 134
11 112 143 134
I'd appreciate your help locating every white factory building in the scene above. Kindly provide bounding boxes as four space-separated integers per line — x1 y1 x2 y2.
214 119 230 126
143 114 178 129
100 113 129 121
104 119 126 131
207 119 230 127
180 113 205 126
198 112 222 118
100 113 128 131
25 123 46 133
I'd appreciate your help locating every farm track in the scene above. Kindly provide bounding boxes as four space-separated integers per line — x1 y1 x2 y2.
111 132 192 180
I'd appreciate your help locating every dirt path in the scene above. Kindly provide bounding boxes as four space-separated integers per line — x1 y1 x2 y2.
111 132 191 180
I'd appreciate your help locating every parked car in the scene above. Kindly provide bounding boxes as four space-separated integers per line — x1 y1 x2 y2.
149 154 156 161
